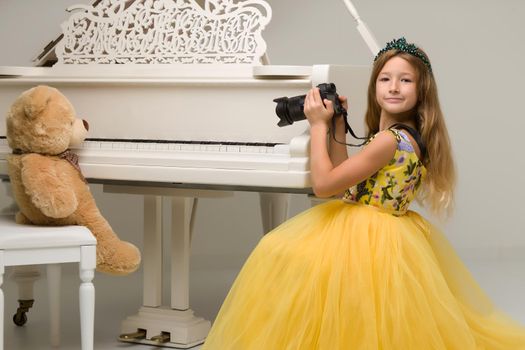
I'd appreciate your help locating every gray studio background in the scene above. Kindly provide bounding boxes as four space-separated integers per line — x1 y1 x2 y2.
0 0 524 327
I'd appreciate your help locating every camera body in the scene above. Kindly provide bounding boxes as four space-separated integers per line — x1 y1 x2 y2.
273 83 346 127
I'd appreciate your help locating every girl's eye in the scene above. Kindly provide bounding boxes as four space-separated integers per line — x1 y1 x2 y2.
401 78 413 83
378 77 389 82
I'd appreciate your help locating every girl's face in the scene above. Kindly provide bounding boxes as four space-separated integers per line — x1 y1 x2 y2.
375 56 419 118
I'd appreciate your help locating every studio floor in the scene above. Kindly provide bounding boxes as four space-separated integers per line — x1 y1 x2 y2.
4 258 525 350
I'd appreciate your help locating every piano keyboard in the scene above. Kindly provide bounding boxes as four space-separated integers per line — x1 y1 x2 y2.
0 137 310 188
75 138 295 170
78 138 284 154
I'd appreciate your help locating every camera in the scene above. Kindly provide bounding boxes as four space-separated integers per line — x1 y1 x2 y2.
273 83 346 127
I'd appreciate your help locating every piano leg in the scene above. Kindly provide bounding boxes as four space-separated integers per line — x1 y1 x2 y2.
143 195 162 308
259 193 291 233
170 197 197 310
104 185 232 348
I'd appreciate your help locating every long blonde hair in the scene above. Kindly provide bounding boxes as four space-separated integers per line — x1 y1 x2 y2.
364 49 456 217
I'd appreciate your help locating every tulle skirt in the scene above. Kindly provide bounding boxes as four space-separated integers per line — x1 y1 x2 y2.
203 200 525 349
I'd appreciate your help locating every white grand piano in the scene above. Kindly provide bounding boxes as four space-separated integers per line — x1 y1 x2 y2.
0 0 376 347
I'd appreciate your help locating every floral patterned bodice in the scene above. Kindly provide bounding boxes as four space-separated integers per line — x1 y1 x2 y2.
342 129 426 216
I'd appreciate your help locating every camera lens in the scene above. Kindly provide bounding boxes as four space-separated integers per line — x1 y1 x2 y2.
274 97 291 126
274 95 306 127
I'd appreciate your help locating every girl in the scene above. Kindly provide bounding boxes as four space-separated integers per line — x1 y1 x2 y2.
203 37 525 349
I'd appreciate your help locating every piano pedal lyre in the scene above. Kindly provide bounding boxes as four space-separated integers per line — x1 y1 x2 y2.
150 332 171 344
118 329 147 341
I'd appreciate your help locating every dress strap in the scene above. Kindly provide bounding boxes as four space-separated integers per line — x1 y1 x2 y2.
389 123 427 160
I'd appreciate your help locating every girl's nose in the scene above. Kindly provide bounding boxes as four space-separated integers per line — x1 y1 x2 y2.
389 81 399 93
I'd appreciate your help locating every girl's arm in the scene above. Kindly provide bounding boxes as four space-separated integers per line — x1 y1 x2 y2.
305 88 397 198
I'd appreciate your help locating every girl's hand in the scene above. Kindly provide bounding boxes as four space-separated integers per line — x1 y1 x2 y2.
333 95 349 127
304 88 334 127
339 95 348 112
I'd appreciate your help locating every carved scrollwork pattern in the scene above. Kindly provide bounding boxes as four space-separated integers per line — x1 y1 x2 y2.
55 0 272 64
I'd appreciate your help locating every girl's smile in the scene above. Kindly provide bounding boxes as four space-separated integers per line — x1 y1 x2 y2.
384 97 404 103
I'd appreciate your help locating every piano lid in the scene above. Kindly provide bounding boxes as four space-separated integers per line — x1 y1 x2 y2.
34 0 272 67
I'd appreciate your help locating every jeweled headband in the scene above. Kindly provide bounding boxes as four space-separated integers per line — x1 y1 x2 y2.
374 37 432 73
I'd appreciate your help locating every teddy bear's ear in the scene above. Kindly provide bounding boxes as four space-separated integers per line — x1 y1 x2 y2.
22 85 54 119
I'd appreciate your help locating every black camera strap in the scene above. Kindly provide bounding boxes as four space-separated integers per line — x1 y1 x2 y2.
328 115 427 160
330 112 368 147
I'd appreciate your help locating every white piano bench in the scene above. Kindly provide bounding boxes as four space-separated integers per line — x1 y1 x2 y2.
0 215 96 350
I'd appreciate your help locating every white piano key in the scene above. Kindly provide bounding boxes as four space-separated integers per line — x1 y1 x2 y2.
180 144 194 151
273 144 290 154
100 142 112 149
206 145 220 152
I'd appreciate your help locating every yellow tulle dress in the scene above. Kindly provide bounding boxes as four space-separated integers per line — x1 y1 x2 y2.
203 129 525 350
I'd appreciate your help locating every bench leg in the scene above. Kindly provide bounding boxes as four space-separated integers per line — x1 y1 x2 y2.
11 265 40 326
47 264 61 347
79 245 96 350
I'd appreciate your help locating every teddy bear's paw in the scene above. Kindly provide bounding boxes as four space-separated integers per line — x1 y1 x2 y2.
39 194 78 219
96 241 141 276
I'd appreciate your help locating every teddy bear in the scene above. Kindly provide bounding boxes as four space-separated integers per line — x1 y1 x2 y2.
5 85 141 275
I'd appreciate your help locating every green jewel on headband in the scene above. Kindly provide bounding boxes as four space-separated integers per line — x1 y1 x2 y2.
374 37 433 73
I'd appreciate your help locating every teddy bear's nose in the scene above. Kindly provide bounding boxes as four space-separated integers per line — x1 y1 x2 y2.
82 119 89 131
